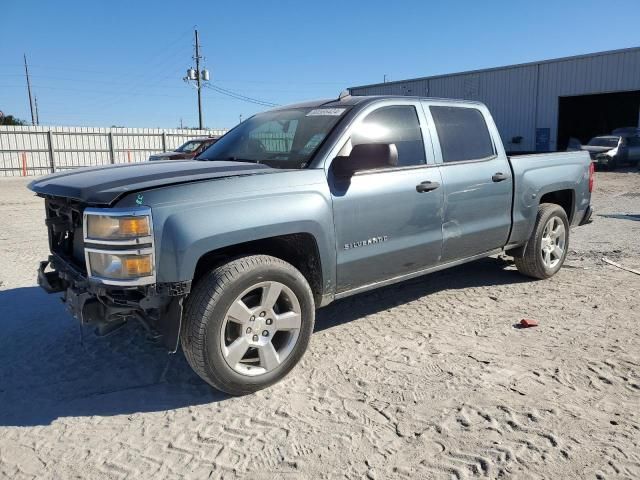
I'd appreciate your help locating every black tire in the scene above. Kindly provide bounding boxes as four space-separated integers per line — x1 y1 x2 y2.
608 157 618 171
181 255 315 395
514 203 570 280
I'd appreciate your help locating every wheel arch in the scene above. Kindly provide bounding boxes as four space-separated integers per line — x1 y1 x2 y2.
539 189 575 223
191 233 326 305
509 197 572 259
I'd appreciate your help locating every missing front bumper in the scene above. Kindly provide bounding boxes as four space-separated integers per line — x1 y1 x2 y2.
36 255 189 352
37 260 66 293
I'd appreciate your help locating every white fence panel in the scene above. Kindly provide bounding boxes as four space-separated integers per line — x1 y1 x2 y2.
0 126 228 177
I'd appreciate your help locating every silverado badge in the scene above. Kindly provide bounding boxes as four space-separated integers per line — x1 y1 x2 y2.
344 236 388 250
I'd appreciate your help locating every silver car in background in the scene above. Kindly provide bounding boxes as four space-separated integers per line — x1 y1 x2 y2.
581 134 640 170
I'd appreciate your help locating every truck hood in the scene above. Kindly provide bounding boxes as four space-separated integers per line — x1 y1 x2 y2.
28 160 273 206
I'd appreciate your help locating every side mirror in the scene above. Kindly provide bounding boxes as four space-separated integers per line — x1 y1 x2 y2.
332 143 398 177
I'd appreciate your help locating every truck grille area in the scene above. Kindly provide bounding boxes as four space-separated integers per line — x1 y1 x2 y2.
45 197 87 272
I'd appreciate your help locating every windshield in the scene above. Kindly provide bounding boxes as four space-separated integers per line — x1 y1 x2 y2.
197 106 350 168
176 140 204 153
587 137 619 148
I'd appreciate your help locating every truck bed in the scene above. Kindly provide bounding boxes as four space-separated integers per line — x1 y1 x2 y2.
507 150 592 246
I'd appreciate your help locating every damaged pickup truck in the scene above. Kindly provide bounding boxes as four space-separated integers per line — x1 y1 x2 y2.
29 95 594 395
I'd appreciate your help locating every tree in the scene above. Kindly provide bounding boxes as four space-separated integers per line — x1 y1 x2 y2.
0 113 28 126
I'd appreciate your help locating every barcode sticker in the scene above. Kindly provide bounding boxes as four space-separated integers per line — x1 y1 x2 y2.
306 108 346 116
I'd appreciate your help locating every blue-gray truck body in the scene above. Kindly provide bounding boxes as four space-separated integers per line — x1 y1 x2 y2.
29 95 593 351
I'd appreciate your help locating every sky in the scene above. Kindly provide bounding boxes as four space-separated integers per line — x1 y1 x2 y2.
1 0 639 129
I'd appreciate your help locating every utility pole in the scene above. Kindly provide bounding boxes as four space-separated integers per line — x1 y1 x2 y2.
34 96 40 125
24 54 35 125
184 30 210 130
194 30 203 129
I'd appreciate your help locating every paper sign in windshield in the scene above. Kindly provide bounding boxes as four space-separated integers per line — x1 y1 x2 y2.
306 108 346 117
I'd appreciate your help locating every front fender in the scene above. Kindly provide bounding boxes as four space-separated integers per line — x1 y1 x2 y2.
118 170 336 296
162 201 334 287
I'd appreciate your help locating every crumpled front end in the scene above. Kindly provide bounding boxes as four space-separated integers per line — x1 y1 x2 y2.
36 196 188 352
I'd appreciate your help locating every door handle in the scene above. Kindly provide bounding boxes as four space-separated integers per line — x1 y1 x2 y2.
492 172 509 182
416 181 440 193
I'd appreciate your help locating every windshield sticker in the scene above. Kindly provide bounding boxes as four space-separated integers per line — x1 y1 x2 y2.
306 108 346 117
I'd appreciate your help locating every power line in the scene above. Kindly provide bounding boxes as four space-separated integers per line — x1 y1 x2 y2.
204 83 280 107
0 83 187 98
84 28 195 112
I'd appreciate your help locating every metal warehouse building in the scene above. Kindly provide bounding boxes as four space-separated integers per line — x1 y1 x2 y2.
349 47 640 152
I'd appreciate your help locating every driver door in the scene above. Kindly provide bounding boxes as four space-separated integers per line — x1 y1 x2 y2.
328 102 444 292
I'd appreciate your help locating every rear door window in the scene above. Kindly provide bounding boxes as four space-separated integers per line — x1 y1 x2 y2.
430 106 495 163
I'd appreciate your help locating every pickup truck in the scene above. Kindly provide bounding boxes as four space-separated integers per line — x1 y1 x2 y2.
29 95 594 395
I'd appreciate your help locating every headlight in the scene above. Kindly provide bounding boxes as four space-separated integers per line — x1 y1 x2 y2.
86 214 151 241
83 207 155 285
87 251 154 280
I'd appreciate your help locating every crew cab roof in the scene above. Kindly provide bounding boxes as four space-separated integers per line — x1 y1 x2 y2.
270 95 486 111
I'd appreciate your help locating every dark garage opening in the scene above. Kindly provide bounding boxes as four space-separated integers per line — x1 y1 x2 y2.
557 90 640 150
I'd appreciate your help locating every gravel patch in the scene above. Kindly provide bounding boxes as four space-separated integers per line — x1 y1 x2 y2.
0 170 638 479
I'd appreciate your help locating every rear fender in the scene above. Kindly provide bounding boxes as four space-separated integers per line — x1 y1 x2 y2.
509 155 590 246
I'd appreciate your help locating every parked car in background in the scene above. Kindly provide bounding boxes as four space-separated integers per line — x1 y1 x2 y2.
581 135 640 170
148 137 218 161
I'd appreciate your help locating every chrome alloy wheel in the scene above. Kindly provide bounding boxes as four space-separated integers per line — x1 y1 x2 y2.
220 281 302 376
540 216 566 269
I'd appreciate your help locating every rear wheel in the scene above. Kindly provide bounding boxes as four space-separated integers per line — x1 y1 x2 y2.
514 203 569 279
181 255 315 395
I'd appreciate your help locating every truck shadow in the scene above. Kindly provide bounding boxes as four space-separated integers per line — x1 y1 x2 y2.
0 256 524 426
0 287 224 427
597 213 640 222
316 256 527 332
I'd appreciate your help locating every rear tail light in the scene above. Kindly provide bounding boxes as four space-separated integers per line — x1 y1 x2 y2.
588 162 595 192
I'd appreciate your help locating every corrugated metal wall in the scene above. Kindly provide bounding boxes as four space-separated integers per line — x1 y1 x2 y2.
350 47 640 151
0 126 228 177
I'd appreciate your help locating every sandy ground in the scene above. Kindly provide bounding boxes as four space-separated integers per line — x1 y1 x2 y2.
0 171 638 479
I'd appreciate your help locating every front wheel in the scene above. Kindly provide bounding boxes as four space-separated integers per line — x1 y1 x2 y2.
181 255 315 395
514 203 569 279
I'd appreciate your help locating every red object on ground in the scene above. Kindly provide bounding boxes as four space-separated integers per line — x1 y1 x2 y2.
520 319 539 328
